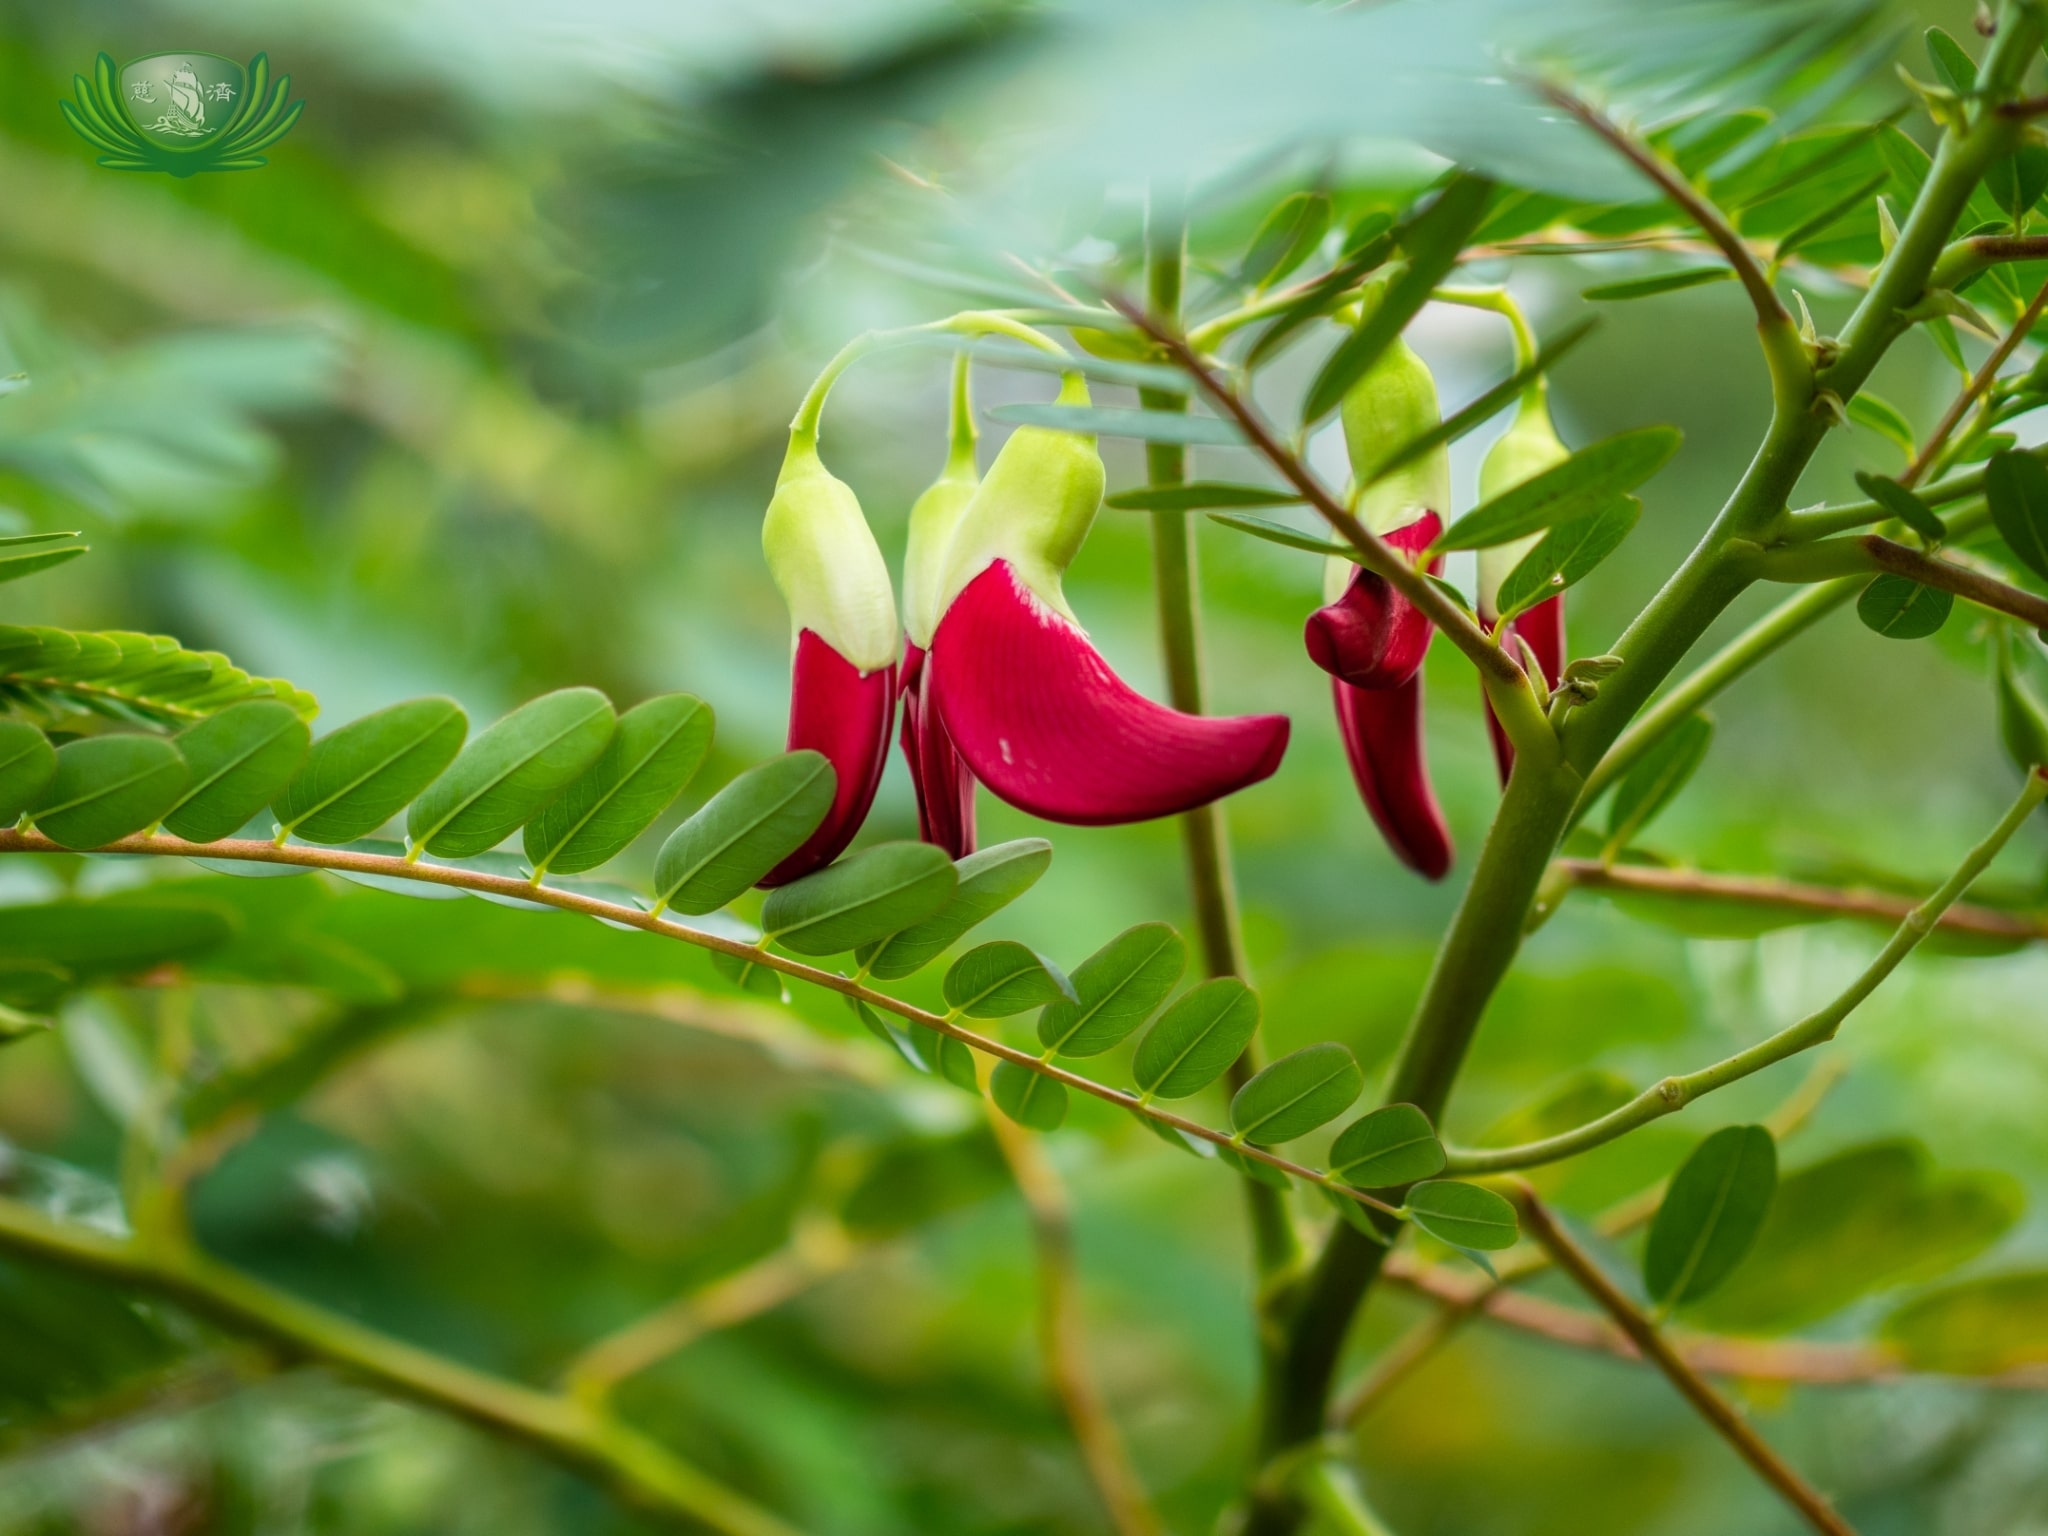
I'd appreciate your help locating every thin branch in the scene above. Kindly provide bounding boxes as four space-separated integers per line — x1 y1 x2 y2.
0 1195 796 1536
1541 86 1789 331
1556 857 2048 943
1860 534 2048 627
1112 303 1533 698
564 1222 863 1406
1339 1058 1848 1427
1449 770 2048 1175
0 830 1405 1223
1513 1189 1858 1536
1903 276 2048 487
985 1092 1163 1536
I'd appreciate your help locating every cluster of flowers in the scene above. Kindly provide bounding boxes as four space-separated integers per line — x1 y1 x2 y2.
755 324 1569 887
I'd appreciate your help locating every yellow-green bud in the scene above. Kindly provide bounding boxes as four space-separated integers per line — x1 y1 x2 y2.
762 431 900 673
938 371 1104 624
1476 392 1570 619
1340 333 1450 537
902 358 981 648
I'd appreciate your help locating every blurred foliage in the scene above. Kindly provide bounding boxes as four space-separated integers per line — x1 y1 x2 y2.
5 0 2048 1534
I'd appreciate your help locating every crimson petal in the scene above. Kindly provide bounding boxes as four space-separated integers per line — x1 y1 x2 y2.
1333 674 1451 880
899 642 977 858
1483 594 1566 783
760 629 896 887
930 561 1289 825
1303 513 1443 689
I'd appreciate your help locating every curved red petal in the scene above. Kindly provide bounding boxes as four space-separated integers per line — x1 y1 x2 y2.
1333 674 1451 880
1482 594 1566 784
1303 513 1443 689
899 643 977 859
759 629 896 887
930 561 1289 826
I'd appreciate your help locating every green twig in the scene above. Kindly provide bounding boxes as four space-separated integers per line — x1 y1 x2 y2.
1449 771 2048 1174
0 829 1406 1223
1513 1187 1858 1536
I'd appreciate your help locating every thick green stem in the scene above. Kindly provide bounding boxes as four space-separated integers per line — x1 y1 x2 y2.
1243 13 2045 1527
1452 770 2048 1173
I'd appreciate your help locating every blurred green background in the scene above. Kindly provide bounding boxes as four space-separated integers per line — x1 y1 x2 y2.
3 1 2048 1532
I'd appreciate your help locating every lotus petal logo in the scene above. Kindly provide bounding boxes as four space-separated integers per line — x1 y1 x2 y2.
62 52 302 175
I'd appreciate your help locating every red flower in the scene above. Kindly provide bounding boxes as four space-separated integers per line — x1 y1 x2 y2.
930 561 1289 824
758 425 902 886
1305 516 1451 881
898 642 975 858
918 371 1289 829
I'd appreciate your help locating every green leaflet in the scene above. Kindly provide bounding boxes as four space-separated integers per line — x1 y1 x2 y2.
1923 25 1977 94
1038 922 1185 1058
407 687 615 858
1228 1042 1363 1146
1404 1180 1520 1251
1580 266 1734 301
1986 144 2048 222
1241 190 1332 288
1847 400 1917 464
1241 211 1395 370
1995 628 2048 772
1643 1124 1778 1307
31 734 187 848
857 839 1052 979
1604 712 1714 856
0 544 86 587
274 696 469 846
984 403 1243 446
1491 496 1643 622
991 1060 1068 1131
1132 978 1260 1100
1856 574 1952 639
524 693 712 876
1852 470 1944 541
760 842 956 956
1217 1143 1292 1190
909 1024 980 1092
1690 1139 2020 1333
0 893 237 978
163 700 310 843
1301 173 1494 426
1985 450 2048 582
1105 482 1301 513
652 752 835 915
1436 426 1679 551
1883 1271 2048 1375
711 948 786 999
1328 1104 1446 1188
0 718 56 824
0 624 317 726
942 941 1074 1018
1207 513 1354 559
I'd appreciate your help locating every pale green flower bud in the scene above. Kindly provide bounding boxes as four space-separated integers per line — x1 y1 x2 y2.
1475 392 1570 621
761 430 900 673
937 371 1104 625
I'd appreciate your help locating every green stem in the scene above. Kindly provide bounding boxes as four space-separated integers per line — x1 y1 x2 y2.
0 1196 797 1536
1141 222 1300 1280
1451 770 2048 1173
1241 12 2047 1528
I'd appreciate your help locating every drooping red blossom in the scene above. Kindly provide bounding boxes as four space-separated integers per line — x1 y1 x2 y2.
1302 513 1443 689
1482 594 1565 782
898 643 976 858
1331 673 1452 880
759 629 897 886
929 561 1290 826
